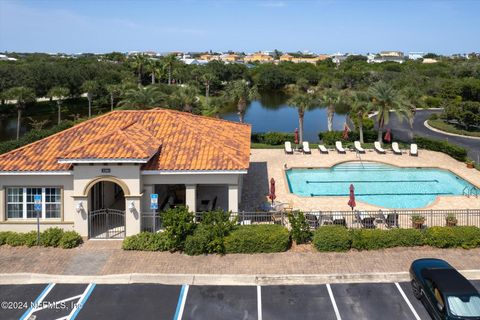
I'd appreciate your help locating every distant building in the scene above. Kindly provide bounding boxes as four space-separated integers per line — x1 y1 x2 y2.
244 52 274 63
408 52 425 60
220 54 241 63
0 54 17 61
422 58 438 64
368 51 405 63
330 53 348 64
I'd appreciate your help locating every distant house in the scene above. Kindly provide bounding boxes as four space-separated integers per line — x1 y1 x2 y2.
199 54 221 61
0 109 251 239
368 51 405 64
279 54 294 62
330 53 348 64
244 52 274 63
0 54 17 61
422 58 438 64
220 54 241 63
180 58 208 65
408 52 425 60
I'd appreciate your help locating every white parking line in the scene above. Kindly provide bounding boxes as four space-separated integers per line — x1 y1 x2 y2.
395 282 421 320
326 284 342 320
20 283 56 320
174 284 189 320
257 286 262 320
67 283 96 320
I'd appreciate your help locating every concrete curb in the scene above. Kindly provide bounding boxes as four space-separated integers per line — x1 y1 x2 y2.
424 120 480 140
1 270 480 286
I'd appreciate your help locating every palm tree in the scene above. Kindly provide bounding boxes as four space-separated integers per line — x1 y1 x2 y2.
224 80 259 123
287 93 318 145
368 81 412 143
118 85 164 109
348 91 370 143
201 73 216 102
81 80 98 118
319 88 342 132
201 96 226 118
145 59 162 84
47 86 70 124
130 54 147 84
162 54 177 85
173 85 199 112
106 84 122 111
3 86 36 140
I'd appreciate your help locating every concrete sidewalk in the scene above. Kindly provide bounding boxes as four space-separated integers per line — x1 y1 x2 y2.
1 242 479 281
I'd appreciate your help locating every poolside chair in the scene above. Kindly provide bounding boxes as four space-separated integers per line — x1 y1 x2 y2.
410 143 418 156
392 142 402 155
302 141 311 154
354 141 365 153
305 213 319 229
284 141 293 154
385 213 399 228
318 144 329 154
374 141 386 154
356 211 376 229
332 212 346 226
335 141 346 154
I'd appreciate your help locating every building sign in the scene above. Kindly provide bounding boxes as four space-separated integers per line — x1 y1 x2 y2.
101 168 111 173
150 194 158 210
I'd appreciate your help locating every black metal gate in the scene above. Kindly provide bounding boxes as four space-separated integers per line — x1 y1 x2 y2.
88 209 125 239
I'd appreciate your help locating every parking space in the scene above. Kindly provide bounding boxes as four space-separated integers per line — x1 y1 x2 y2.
182 285 258 320
3 280 480 319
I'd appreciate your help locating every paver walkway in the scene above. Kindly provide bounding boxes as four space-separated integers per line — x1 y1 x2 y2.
0 241 479 276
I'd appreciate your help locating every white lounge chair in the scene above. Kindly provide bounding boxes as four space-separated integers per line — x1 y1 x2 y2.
318 144 328 154
410 143 418 156
302 141 311 154
335 141 346 153
392 142 402 155
374 141 386 154
354 141 365 153
284 141 293 154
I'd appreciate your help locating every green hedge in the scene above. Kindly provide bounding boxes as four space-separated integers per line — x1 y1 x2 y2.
251 132 295 145
351 229 424 250
0 228 82 249
122 232 169 251
413 136 468 161
313 226 480 252
424 226 480 249
318 130 380 145
225 225 291 253
313 226 351 252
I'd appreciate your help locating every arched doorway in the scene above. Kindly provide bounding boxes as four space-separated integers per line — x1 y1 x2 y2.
87 180 126 239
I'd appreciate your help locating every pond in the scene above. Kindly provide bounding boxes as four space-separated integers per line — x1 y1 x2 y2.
0 92 348 142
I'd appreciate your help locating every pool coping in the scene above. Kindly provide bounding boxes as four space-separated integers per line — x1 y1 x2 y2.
282 159 479 211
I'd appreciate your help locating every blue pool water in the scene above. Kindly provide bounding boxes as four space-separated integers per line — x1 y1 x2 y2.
286 162 476 209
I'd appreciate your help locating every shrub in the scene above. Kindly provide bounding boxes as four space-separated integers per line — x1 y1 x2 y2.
318 130 378 145
24 231 40 247
6 232 26 247
184 210 235 255
251 132 295 145
122 232 169 251
225 225 291 253
162 206 196 251
59 231 83 249
313 226 351 252
40 227 64 247
288 211 312 244
424 226 480 249
0 231 14 245
424 96 443 108
413 136 467 161
351 229 423 250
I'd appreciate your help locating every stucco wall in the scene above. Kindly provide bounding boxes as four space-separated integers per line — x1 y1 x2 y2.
0 174 75 232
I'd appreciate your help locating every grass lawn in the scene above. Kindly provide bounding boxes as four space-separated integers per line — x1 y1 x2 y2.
428 119 480 138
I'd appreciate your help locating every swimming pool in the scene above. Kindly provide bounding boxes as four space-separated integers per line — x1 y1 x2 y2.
286 162 476 209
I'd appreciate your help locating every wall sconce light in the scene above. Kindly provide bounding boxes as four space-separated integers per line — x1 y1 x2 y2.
76 201 83 213
128 201 135 213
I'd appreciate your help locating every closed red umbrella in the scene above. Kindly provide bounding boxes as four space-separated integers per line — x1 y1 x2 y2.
294 128 299 145
348 184 356 211
384 128 392 143
342 123 350 140
268 178 276 205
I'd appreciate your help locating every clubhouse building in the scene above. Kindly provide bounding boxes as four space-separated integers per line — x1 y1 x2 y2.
0 109 251 239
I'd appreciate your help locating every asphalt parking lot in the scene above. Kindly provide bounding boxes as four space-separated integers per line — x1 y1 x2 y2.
1 281 479 320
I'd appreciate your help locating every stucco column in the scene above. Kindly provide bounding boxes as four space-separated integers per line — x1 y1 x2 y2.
185 184 197 213
72 196 88 237
0 188 5 222
228 184 239 213
125 196 141 236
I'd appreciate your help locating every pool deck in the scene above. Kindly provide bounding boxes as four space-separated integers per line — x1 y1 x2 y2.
240 148 480 212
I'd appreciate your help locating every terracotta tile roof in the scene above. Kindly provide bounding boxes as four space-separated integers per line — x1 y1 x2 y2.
0 109 251 172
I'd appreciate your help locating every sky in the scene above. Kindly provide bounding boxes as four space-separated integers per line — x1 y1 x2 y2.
0 0 479 54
